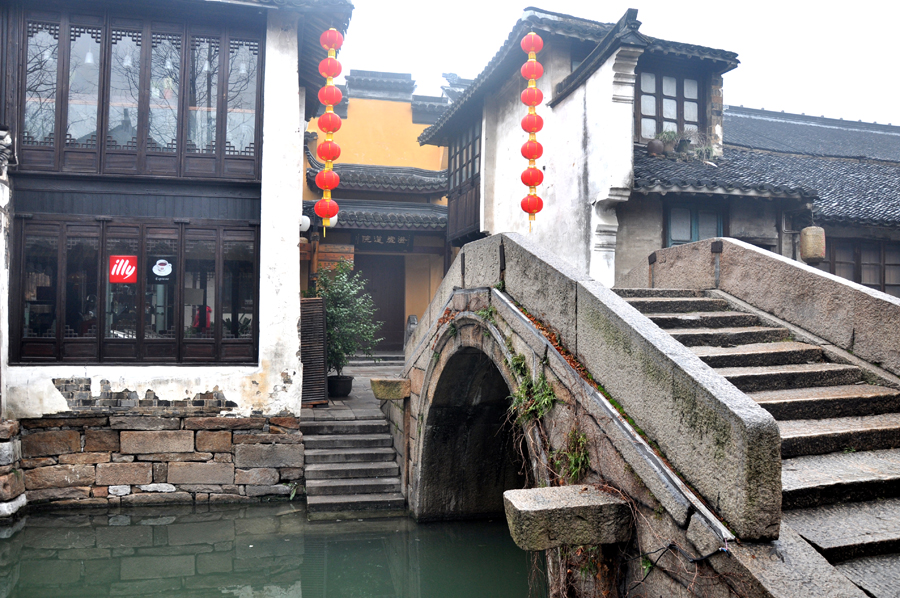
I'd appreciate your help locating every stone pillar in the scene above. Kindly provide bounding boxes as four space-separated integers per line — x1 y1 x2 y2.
258 11 305 414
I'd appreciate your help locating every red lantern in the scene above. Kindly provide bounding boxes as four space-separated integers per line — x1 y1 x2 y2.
318 111 342 133
521 60 544 80
520 32 544 54
320 28 344 51
317 140 341 162
521 194 543 216
318 84 343 106
521 167 543 187
521 113 543 133
521 140 543 160
319 57 342 78
315 198 340 219
315 169 340 191
521 86 543 107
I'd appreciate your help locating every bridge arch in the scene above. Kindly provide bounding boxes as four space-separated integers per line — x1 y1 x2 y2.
408 311 539 521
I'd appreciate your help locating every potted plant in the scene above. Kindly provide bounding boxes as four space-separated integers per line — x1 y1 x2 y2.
655 130 678 153
314 260 383 397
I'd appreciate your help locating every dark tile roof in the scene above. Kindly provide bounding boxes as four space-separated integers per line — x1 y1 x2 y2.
345 70 416 101
412 95 450 125
441 73 474 103
303 199 447 230
305 146 448 196
724 106 900 163
633 147 900 226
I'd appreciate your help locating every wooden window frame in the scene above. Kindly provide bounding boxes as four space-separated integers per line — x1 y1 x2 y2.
12 215 260 364
634 66 707 143
816 238 900 298
663 201 726 248
447 118 482 244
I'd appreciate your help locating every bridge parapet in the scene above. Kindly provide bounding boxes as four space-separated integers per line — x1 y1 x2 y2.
404 233 781 541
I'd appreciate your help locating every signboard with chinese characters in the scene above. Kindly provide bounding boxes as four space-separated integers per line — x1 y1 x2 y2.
109 255 138 284
353 233 414 252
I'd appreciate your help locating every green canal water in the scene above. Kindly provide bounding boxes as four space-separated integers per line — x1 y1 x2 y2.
0 503 542 597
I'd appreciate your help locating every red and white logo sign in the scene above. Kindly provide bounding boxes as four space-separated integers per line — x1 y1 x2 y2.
110 256 137 283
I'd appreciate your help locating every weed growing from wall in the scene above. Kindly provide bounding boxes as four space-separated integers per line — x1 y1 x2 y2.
552 428 590 484
510 371 557 425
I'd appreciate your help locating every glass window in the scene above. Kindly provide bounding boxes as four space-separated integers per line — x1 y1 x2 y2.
24 22 59 146
641 118 657 139
684 101 698 123
223 240 254 339
822 240 900 298
698 211 719 240
66 25 102 149
641 95 655 116
23 235 58 338
187 36 219 154
184 237 216 338
640 72 655 93
669 208 691 242
145 236 178 339
105 237 139 339
662 98 676 120
148 32 181 153
684 79 698 100
635 69 703 141
225 39 258 156
107 29 141 150
64 236 99 338
667 204 724 247
662 76 676 97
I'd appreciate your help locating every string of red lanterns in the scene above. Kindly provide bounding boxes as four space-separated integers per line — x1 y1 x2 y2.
520 32 544 230
315 28 343 236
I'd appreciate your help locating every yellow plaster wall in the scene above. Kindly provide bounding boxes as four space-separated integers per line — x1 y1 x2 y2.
405 253 444 325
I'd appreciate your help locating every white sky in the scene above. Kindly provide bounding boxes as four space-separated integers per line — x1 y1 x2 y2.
336 0 900 126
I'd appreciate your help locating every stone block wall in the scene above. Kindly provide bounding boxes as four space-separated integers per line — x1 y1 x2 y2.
10 415 304 510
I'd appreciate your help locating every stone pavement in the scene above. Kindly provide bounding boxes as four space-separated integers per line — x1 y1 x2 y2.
300 363 404 421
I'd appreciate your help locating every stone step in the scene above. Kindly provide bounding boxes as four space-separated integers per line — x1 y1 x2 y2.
299 420 389 436
303 434 393 450
783 497 900 562
305 461 399 480
305 447 397 464
306 492 406 514
668 326 790 347
835 553 900 598
692 341 823 368
613 288 707 298
782 448 900 509
306 477 402 496
624 297 730 314
647 311 761 330
749 385 900 421
717 363 862 392
779 413 900 458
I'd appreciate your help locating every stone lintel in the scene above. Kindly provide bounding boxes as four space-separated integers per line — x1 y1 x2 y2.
370 378 411 401
503 486 631 551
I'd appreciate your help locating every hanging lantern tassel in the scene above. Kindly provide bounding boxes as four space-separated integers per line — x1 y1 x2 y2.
519 32 544 229
314 27 344 236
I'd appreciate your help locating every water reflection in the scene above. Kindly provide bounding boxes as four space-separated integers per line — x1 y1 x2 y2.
0 503 536 597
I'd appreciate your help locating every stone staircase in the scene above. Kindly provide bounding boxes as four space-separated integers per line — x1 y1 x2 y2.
616 288 900 598
300 418 406 520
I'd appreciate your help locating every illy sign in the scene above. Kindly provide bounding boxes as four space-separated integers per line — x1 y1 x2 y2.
109 256 137 283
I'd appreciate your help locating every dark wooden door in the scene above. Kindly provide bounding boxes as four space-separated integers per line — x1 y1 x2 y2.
354 254 405 352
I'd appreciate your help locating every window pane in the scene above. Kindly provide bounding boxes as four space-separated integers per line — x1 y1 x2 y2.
835 243 854 263
223 240 254 339
684 79 698 100
670 208 691 242
65 237 98 338
861 244 880 264
148 32 181 153
835 262 855 280
886 265 900 285
184 239 216 338
662 76 676 97
641 94 655 116
662 120 677 132
226 39 258 156
641 118 657 138
663 98 677 119
684 101 698 123
886 246 900 265
23 235 58 338
684 124 699 135
145 238 177 339
861 265 880 288
105 238 139 339
107 30 141 151
187 36 219 154
640 72 655 93
886 286 900 298
67 26 101 149
24 22 59 146
698 211 719 240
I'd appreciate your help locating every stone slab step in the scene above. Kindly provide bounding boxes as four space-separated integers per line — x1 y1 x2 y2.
306 492 406 514
299 420 389 435
613 288 706 298
303 434 393 450
305 447 397 464
716 363 862 392
749 385 900 420
625 297 730 314
306 477 401 496
668 326 790 347
692 341 823 368
783 497 900 561
647 311 760 330
835 553 900 598
782 448 900 509
779 413 900 458
305 461 399 480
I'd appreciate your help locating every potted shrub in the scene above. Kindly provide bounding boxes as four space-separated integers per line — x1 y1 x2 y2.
314 260 383 397
655 130 678 153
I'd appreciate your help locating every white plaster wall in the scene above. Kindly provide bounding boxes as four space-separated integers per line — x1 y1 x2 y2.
615 194 663 284
0 167 10 418
2 11 308 419
729 197 778 242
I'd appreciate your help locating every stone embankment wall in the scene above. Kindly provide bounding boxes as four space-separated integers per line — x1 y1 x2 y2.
0 415 304 515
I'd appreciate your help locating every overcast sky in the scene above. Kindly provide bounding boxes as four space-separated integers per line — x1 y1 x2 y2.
336 0 900 126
